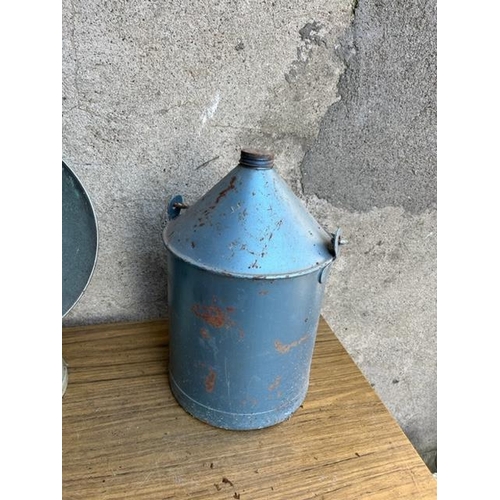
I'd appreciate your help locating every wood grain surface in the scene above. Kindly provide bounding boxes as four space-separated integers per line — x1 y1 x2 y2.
62 318 436 499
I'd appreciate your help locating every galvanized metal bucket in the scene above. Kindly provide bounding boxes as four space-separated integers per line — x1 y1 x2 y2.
163 149 342 429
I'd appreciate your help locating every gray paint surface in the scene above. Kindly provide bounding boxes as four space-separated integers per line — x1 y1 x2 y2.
62 0 436 471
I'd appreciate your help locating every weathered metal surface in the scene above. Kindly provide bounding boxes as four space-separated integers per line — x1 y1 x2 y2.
163 149 340 430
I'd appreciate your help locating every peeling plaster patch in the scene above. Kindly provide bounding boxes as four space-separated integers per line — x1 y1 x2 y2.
241 19 348 194
284 21 327 85
300 0 437 213
299 21 327 47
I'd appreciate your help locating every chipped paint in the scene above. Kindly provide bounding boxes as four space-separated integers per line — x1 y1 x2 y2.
274 333 310 354
205 368 217 392
192 302 234 328
268 376 282 391
214 176 237 205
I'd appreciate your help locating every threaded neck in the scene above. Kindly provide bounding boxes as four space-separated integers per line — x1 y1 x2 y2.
239 148 274 169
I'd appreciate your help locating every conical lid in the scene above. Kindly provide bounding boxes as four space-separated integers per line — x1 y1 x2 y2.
164 149 334 278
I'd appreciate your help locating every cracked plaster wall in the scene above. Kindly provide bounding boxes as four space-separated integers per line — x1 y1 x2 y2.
63 0 436 471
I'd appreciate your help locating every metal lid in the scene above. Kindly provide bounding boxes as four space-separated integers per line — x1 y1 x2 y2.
164 150 333 278
62 161 99 316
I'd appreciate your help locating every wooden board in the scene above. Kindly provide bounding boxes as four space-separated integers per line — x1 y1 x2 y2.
62 318 436 499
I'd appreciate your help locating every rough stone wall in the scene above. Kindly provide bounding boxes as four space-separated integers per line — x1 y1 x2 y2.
63 0 436 471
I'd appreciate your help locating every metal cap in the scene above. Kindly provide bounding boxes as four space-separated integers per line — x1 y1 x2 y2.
239 148 274 169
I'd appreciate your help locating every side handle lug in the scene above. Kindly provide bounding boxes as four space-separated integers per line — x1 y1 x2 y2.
329 228 347 260
167 195 189 221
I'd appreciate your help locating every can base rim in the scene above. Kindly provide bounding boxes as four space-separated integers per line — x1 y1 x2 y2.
169 372 307 430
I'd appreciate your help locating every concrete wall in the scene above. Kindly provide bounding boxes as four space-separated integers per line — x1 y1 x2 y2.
63 0 436 471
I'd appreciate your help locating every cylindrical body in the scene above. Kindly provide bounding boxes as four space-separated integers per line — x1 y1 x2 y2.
163 149 337 430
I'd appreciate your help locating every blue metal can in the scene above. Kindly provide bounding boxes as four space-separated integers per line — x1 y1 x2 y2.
163 149 342 430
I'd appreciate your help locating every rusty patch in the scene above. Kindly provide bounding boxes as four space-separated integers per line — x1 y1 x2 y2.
215 176 237 205
200 328 211 339
205 368 217 392
268 376 282 391
226 306 235 312
192 303 233 328
274 333 310 354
